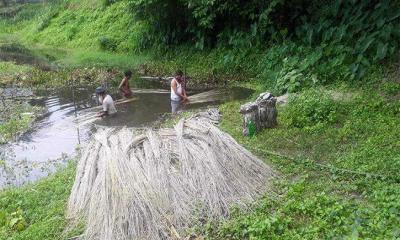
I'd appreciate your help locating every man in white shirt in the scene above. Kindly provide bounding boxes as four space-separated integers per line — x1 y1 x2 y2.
170 70 188 102
95 87 117 117
170 70 188 113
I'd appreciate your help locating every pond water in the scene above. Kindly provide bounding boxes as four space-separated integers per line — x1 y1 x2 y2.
0 84 252 188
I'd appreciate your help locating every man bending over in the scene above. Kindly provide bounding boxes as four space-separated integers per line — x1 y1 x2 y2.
95 87 117 117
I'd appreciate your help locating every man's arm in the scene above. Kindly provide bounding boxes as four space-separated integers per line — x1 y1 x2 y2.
118 78 126 90
96 99 109 117
97 111 107 117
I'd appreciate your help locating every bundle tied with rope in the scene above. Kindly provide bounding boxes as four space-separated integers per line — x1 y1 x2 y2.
67 111 277 240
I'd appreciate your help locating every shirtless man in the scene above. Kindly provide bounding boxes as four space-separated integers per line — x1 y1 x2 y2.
119 70 133 98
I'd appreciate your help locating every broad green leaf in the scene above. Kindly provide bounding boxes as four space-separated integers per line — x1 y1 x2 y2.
307 28 313 46
358 37 375 53
375 42 388 60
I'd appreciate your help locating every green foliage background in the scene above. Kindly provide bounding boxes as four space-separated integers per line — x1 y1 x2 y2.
1 0 399 91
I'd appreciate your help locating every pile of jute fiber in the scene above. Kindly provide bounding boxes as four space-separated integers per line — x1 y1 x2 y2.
67 114 276 240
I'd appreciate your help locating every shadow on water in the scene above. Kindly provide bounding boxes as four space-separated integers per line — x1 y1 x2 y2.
0 84 253 188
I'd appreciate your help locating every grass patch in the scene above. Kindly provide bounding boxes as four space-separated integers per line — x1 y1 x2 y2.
58 49 150 69
204 75 400 239
0 163 82 240
0 62 33 86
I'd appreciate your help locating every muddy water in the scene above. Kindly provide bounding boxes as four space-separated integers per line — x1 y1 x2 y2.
0 86 252 188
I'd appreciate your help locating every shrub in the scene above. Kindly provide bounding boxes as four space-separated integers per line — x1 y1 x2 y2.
102 0 118 8
66 25 78 40
296 0 400 79
36 7 60 32
282 90 338 128
98 36 117 51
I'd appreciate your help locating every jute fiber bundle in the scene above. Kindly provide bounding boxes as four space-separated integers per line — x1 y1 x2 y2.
67 114 276 240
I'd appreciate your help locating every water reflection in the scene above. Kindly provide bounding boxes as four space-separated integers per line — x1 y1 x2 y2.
171 100 184 114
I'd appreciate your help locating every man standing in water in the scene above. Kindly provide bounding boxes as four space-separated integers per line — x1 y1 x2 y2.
95 87 117 117
119 70 133 98
170 70 188 113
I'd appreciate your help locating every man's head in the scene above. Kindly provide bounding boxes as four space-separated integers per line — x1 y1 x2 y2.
175 70 183 82
95 86 106 97
124 70 132 79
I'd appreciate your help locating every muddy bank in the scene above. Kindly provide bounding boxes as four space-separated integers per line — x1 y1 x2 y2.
0 43 56 71
0 64 122 88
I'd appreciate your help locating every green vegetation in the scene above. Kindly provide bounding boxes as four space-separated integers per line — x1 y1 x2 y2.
59 50 149 69
206 73 400 239
0 0 399 239
0 100 42 143
1 0 399 89
282 89 339 128
0 163 81 240
0 62 33 86
0 41 150 87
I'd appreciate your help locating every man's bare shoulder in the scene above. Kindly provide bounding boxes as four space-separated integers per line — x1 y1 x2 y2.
171 78 177 86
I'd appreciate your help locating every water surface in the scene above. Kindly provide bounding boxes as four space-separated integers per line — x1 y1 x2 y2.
0 85 252 188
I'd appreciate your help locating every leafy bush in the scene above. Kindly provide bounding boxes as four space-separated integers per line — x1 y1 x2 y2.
102 0 119 7
98 36 117 51
283 90 338 128
36 6 60 32
296 0 400 79
275 68 306 93
0 208 27 231
257 43 352 93
66 26 78 40
130 0 400 90
131 0 311 47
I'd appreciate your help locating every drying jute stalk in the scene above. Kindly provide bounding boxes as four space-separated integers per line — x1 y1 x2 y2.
67 113 276 240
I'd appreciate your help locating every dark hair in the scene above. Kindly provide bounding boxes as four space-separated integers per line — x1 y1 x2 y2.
95 86 106 94
175 70 183 76
124 70 132 78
